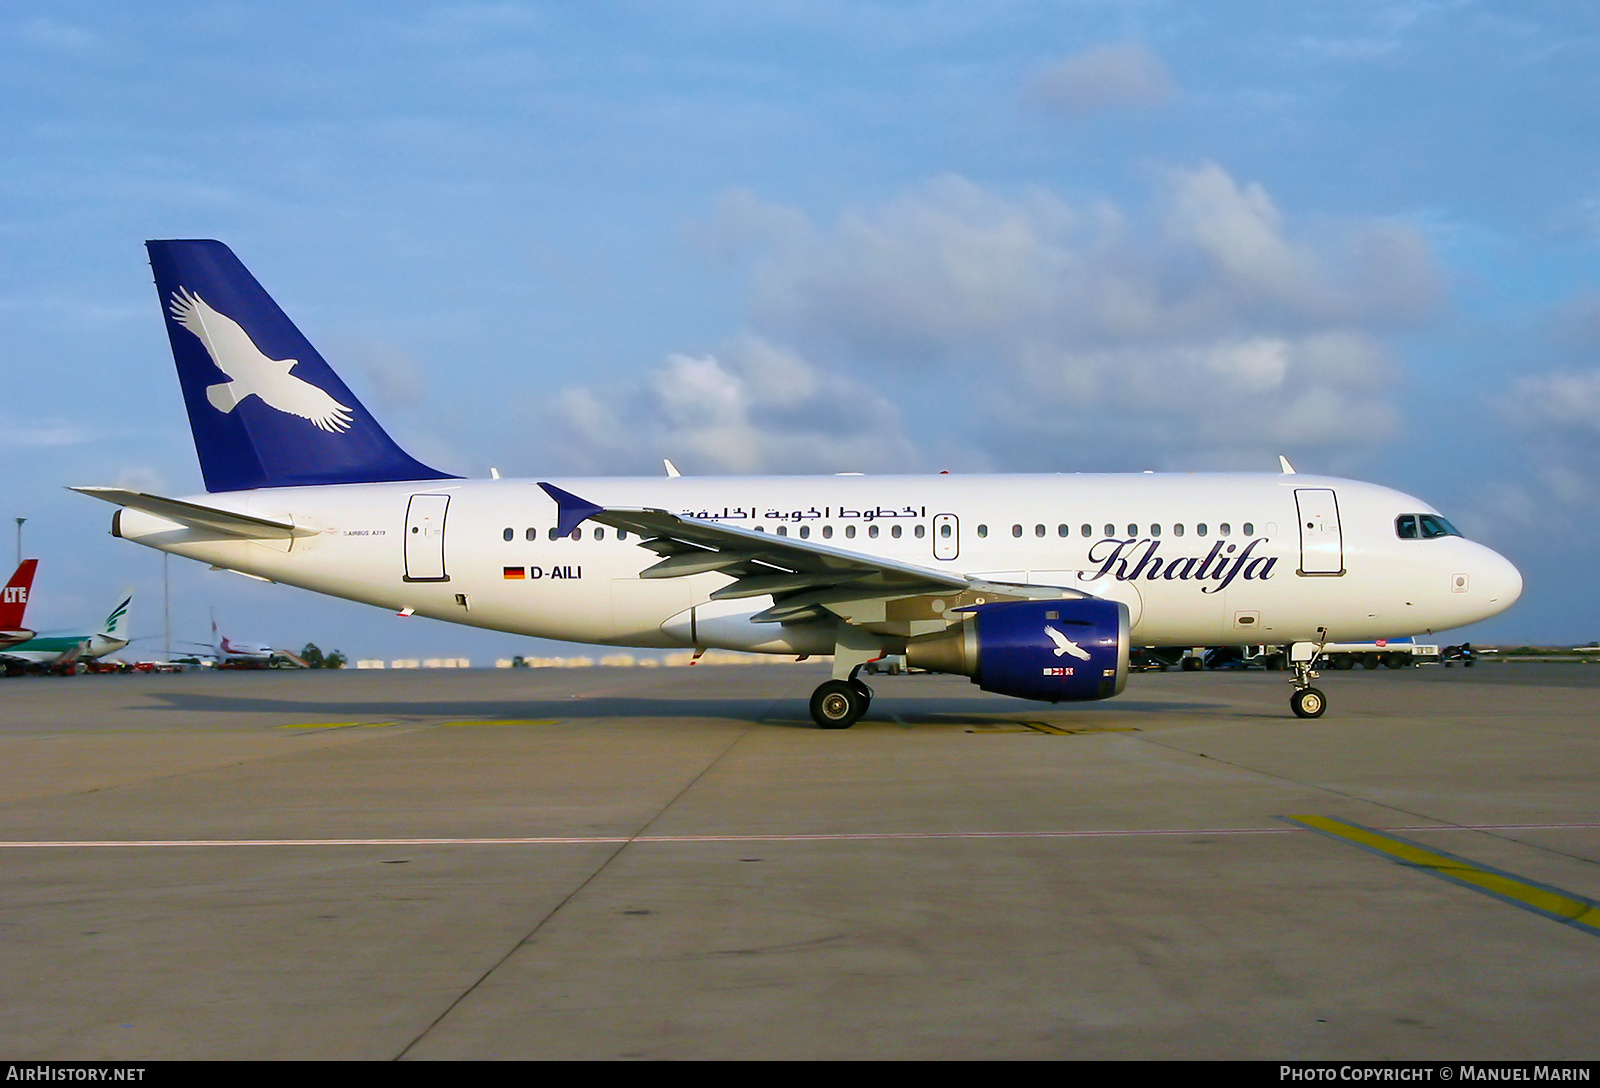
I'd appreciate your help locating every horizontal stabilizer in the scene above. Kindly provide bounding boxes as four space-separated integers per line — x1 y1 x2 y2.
72 487 318 539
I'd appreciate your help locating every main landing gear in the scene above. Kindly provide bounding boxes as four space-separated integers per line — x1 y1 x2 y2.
810 627 882 729
810 677 873 729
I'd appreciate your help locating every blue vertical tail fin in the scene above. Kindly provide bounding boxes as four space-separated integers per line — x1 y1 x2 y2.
146 240 456 492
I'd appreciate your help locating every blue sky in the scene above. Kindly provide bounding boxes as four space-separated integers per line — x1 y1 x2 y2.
4 1 1598 659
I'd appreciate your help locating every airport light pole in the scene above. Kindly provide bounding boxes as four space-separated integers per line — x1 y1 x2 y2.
14 518 23 566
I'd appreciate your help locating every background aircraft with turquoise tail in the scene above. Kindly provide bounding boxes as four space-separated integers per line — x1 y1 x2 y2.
0 591 132 674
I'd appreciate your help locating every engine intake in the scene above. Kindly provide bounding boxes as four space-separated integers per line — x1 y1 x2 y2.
905 598 1130 702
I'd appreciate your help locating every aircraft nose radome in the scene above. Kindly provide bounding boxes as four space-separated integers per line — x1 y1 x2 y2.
1477 546 1523 611
1490 550 1523 607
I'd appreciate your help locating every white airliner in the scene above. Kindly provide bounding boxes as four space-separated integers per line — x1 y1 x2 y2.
77 241 1522 726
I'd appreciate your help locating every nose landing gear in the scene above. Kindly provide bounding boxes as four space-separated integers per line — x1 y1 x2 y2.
1288 636 1328 718
1290 683 1326 718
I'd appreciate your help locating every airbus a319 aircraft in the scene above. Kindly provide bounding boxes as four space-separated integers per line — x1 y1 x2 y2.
77 241 1522 726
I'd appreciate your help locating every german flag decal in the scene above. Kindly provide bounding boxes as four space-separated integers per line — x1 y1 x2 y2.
503 566 526 579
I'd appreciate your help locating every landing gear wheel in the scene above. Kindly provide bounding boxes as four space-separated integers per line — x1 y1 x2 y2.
851 677 873 701
1291 687 1326 719
811 680 869 729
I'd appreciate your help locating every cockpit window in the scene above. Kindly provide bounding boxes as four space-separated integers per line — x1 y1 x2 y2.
1397 513 1463 540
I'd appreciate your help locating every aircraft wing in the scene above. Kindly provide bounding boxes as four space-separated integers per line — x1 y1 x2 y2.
540 483 1081 633
0 640 84 669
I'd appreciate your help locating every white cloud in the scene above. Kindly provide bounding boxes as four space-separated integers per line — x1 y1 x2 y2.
541 166 1438 476
112 465 170 494
0 418 91 447
1506 369 1600 437
531 335 917 476
1483 354 1600 523
710 166 1434 469
343 341 431 411
1027 44 1175 118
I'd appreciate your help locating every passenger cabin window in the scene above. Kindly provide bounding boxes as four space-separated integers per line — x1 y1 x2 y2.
1012 524 1023 538
1035 524 1045 537
1150 524 1161 537
800 526 810 539
977 525 988 538
892 525 902 539
822 525 833 539
941 523 953 538
869 525 880 539
548 527 559 541
914 525 925 539
1082 524 1092 537
1196 523 1208 537
1104 524 1115 537
594 528 604 540
777 526 788 537
845 525 856 539
1219 523 1231 537
1057 524 1069 537
503 528 513 542
1173 524 1185 537
1243 522 1253 536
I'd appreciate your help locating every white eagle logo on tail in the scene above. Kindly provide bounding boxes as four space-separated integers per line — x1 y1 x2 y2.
1045 626 1092 661
169 287 354 433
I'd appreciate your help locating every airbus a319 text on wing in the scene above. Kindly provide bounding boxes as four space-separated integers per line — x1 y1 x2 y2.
77 241 1522 725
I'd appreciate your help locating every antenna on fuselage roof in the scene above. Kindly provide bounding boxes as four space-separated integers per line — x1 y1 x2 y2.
1279 455 1296 474
663 459 682 478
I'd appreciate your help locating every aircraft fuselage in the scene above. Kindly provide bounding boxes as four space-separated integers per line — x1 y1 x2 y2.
110 471 1521 654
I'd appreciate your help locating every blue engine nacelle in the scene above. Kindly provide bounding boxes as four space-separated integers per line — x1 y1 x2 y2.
904 598 1130 702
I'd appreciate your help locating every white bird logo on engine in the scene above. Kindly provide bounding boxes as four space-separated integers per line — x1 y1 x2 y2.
1045 626 1092 660
169 287 354 433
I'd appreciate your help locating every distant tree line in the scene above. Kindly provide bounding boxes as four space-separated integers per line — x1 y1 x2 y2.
300 643 347 669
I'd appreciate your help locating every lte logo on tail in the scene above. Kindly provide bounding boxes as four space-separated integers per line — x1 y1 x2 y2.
2 587 25 604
